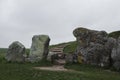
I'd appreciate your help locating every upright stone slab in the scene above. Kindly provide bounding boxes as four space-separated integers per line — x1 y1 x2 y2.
5 41 25 62
29 35 50 62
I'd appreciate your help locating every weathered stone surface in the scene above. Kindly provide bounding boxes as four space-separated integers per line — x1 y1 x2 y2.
51 53 66 64
111 37 120 70
73 27 116 67
29 35 50 62
65 53 77 63
47 51 56 61
5 41 25 62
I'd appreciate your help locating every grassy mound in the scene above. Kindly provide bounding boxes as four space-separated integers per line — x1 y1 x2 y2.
63 41 78 53
50 41 78 54
49 42 68 49
108 31 120 39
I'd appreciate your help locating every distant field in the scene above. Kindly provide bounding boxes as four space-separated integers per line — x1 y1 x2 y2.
0 48 30 57
0 48 7 52
0 48 7 57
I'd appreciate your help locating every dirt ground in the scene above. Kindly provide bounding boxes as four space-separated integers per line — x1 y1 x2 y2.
34 65 68 71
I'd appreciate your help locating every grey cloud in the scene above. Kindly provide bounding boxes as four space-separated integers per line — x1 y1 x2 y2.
0 0 120 48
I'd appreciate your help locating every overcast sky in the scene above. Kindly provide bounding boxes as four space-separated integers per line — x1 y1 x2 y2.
0 0 120 48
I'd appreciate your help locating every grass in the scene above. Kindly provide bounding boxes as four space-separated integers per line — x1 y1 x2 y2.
108 30 120 39
0 48 120 80
0 48 7 57
63 41 77 53
26 48 30 57
65 63 120 80
0 62 120 80
49 42 68 49
49 41 78 54
0 48 30 57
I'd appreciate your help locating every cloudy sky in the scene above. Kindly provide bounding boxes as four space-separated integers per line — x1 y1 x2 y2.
0 0 120 48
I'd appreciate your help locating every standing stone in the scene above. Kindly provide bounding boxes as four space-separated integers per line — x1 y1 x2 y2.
29 35 50 62
111 37 120 70
5 41 25 62
73 27 114 67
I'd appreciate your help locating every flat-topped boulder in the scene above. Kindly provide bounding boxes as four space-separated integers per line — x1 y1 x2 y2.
5 41 25 62
29 35 50 62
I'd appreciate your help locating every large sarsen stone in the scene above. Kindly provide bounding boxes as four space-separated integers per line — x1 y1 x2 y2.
73 27 115 67
29 35 50 62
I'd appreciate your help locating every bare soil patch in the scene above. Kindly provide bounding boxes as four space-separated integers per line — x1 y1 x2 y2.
34 65 68 71
34 65 84 74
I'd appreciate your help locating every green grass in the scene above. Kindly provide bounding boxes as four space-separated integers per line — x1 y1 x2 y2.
26 48 30 57
108 30 120 39
65 63 120 80
0 47 120 80
50 41 78 54
49 42 68 49
63 41 77 53
0 48 7 57
0 61 120 80
0 48 7 53
0 48 30 57
0 48 7 63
